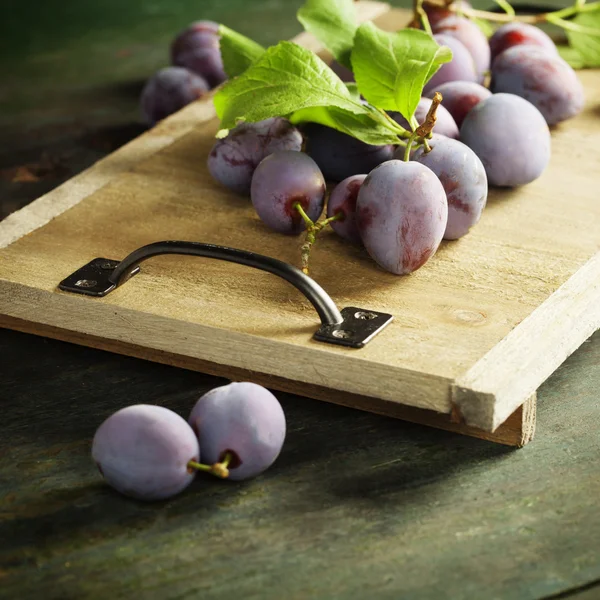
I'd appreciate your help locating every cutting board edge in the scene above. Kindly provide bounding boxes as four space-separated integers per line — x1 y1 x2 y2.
0 278 456 413
0 310 536 447
453 250 600 431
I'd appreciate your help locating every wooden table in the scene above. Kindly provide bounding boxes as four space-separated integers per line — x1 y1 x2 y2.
1 1 599 598
2 328 599 599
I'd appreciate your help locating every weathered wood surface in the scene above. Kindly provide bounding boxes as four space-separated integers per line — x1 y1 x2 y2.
0 327 599 600
453 252 600 431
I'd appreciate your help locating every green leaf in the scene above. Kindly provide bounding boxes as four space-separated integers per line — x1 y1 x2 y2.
213 41 370 132
289 105 402 145
297 0 357 69
218 25 266 78
345 82 361 101
351 23 452 125
424 45 453 88
564 11 600 67
557 44 586 69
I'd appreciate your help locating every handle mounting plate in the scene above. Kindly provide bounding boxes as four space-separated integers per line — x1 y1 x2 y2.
59 258 139 297
314 307 393 349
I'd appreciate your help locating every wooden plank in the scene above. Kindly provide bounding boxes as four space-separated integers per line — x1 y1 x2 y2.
0 326 598 600
453 252 600 431
0 4 598 440
0 279 454 415
0 313 535 447
0 101 219 251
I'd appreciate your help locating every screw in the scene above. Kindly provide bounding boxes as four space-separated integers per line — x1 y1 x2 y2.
75 279 97 288
354 311 378 320
99 261 116 270
332 329 353 339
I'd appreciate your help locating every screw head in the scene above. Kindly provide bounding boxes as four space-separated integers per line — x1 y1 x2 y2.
74 279 97 288
99 261 116 270
354 311 378 320
332 329 353 339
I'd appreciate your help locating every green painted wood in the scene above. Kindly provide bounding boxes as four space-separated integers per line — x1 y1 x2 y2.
561 585 600 599
0 328 598 600
549 584 600 600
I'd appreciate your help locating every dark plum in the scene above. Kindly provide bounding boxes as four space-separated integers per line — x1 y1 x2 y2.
389 96 459 139
140 67 210 126
329 60 355 82
433 15 490 82
356 160 448 275
208 118 303 195
327 174 366 244
489 22 557 63
251 151 326 234
460 93 551 187
413 134 487 240
491 46 585 125
303 124 393 182
171 20 227 88
425 81 491 128
188 382 286 481
423 34 477 95
92 405 199 501
171 20 220 60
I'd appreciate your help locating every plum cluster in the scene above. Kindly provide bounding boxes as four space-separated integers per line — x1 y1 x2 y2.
206 14 583 277
425 6 584 127
140 20 227 126
92 382 286 501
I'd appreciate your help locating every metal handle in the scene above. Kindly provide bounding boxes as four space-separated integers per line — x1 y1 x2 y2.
58 240 393 348
108 241 343 326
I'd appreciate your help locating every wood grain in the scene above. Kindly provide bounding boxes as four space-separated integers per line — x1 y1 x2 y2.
0 101 219 251
453 252 600 431
0 4 599 441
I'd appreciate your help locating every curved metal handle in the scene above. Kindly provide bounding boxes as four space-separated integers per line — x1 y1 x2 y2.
58 240 393 348
108 241 343 326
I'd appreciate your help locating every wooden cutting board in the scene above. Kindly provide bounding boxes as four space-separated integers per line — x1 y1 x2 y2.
1 2 598 447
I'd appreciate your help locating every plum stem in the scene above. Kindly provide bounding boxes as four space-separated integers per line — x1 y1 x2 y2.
416 92 442 139
404 133 418 161
294 203 342 275
494 0 515 16
421 0 600 24
188 452 233 479
403 93 441 160
295 202 314 230
375 107 412 141
321 212 344 227
412 0 433 34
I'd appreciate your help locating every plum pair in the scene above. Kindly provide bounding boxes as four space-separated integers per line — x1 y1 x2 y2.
92 382 286 501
